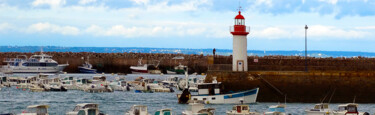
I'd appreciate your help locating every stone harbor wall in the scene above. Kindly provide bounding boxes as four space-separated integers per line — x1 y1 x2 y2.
206 71 375 103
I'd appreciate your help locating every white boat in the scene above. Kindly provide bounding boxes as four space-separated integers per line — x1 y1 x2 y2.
264 104 286 115
130 58 160 74
155 109 173 115
226 104 260 115
182 101 215 115
19 105 49 115
1 52 68 73
66 103 106 115
305 103 333 115
332 103 367 115
125 105 150 115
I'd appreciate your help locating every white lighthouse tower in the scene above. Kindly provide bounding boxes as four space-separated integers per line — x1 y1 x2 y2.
230 8 250 71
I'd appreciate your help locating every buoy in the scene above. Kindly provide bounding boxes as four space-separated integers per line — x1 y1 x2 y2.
206 101 210 104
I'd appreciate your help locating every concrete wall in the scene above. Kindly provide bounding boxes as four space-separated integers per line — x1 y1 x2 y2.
206 71 375 103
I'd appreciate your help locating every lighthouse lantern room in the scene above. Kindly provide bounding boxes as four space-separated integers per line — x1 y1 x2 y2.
230 8 250 72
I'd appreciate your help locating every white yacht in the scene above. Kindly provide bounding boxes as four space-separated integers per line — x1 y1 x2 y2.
182 101 215 115
226 104 260 115
19 105 49 115
332 103 366 115
264 104 286 115
1 52 68 73
305 103 333 115
125 105 150 115
66 103 106 115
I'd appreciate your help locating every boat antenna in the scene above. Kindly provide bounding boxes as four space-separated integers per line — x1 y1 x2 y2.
320 89 330 103
40 47 44 55
284 94 287 106
353 95 356 103
328 88 336 103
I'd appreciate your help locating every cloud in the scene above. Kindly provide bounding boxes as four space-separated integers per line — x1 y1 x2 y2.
129 0 150 5
252 25 371 40
0 23 13 32
27 22 80 35
79 0 96 5
32 0 66 8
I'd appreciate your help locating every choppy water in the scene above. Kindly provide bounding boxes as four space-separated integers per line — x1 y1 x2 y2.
1 74 375 115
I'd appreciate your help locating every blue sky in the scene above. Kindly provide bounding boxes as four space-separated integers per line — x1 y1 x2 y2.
0 0 375 52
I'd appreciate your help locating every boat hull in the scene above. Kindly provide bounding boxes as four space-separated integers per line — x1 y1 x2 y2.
1 64 68 73
78 67 97 73
190 88 259 104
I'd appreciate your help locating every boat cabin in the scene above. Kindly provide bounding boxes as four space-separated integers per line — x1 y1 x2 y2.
21 105 49 115
197 82 221 95
231 105 250 114
312 103 329 110
66 103 100 115
128 105 149 115
155 109 172 115
337 103 358 114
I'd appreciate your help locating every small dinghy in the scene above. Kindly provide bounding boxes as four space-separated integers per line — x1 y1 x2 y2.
19 105 49 115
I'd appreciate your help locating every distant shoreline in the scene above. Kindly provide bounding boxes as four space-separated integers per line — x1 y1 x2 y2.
0 46 375 58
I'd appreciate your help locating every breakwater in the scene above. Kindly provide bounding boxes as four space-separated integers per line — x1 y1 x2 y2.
0 52 208 73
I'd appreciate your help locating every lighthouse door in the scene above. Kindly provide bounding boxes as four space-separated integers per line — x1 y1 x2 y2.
237 60 244 71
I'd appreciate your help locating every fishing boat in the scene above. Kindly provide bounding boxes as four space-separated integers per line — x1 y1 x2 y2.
19 105 49 115
305 103 333 115
1 51 68 73
182 101 215 115
78 56 97 73
66 103 106 115
179 79 259 104
332 103 367 115
167 63 186 74
155 109 173 115
264 104 286 115
125 105 150 115
130 58 161 74
226 104 260 115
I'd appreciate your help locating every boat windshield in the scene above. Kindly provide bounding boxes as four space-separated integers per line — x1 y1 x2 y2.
269 107 285 112
73 106 82 111
347 106 358 113
27 108 47 114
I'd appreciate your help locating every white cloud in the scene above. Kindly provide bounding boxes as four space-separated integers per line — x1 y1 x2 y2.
27 22 79 35
251 25 370 40
0 23 13 32
355 26 375 30
318 0 338 5
79 0 96 5
130 0 150 5
32 0 66 8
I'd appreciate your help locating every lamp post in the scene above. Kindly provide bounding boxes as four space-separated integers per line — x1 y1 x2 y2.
305 25 308 72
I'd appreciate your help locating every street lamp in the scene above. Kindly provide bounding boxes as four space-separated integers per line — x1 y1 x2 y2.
305 25 308 72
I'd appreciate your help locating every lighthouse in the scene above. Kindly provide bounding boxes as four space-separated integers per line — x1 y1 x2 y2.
230 8 249 71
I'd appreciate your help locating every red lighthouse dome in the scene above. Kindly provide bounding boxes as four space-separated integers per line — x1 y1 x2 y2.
230 10 249 35
235 11 245 19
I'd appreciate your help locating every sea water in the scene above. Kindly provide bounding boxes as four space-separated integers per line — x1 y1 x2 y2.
1 74 375 115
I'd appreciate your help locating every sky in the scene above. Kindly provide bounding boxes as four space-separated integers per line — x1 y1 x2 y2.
0 0 375 52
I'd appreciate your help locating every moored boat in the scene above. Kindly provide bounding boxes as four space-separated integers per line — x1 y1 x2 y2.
155 109 173 115
78 56 97 73
19 105 49 115
66 103 106 115
305 103 332 115
125 105 150 115
264 104 286 115
182 101 215 115
226 104 260 115
1 51 68 73
332 103 368 115
178 78 259 104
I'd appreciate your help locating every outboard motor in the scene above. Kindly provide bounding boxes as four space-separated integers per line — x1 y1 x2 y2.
364 112 370 115
126 86 130 91
169 87 174 92
178 89 191 104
